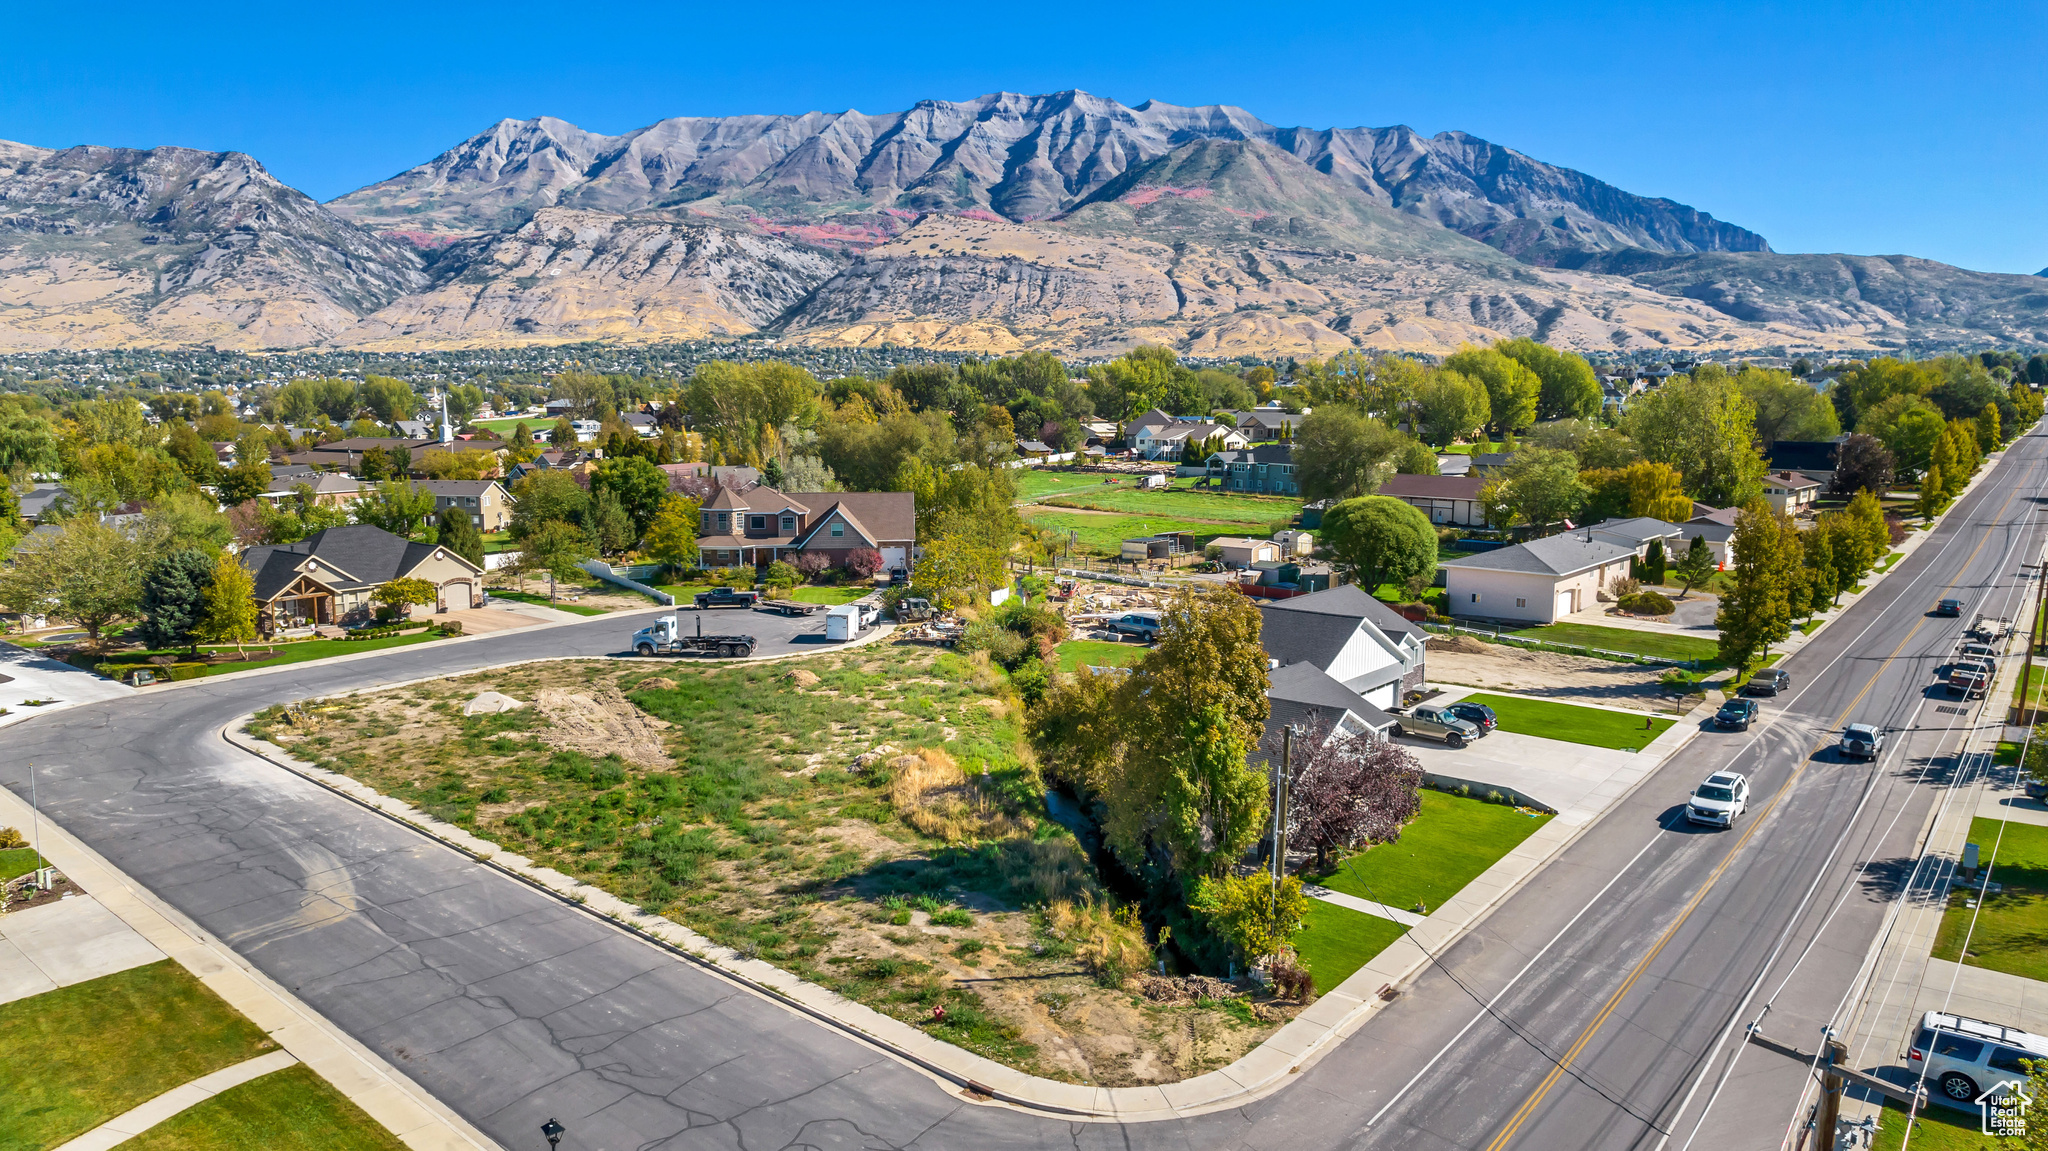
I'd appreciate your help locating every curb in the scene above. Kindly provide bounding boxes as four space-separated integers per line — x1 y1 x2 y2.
216 666 1717 1123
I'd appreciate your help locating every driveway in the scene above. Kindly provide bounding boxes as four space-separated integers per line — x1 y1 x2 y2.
1391 687 1656 820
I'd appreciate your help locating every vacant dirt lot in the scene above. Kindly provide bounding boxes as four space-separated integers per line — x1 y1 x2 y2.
1426 635 1676 711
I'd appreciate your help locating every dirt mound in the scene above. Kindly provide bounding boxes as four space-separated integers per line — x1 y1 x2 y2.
783 668 820 687
1135 975 1243 1004
1428 634 1494 655
633 676 677 692
533 685 673 768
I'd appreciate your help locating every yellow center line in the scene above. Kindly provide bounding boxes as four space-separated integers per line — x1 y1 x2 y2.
1483 474 2032 1150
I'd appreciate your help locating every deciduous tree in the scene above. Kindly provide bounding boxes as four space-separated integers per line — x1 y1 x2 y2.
0 520 144 646
1715 503 1792 668
1444 346 1540 435
1283 716 1424 869
642 494 702 578
1319 496 1437 592
197 552 257 654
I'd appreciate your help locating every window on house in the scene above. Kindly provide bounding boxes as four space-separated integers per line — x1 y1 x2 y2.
781 515 795 531
717 512 730 531
700 513 710 531
830 523 844 538
750 515 766 531
1516 598 1527 608
1471 593 1480 603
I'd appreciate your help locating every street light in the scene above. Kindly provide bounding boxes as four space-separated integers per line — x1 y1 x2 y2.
541 1118 565 1148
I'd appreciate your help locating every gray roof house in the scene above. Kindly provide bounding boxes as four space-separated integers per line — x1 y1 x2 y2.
238 524 486 626
1255 661 1398 767
1258 584 1427 710
18 482 67 522
1587 517 1686 556
1441 533 1638 624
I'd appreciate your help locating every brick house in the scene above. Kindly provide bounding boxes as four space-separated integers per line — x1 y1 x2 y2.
696 487 915 572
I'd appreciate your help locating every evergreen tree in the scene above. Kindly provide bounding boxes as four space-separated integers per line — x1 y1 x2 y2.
1676 535 1716 596
436 508 485 568
1644 538 1667 586
135 548 215 652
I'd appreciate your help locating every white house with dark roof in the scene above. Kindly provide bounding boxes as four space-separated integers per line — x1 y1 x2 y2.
1253 661 1397 767
1257 584 1427 709
1441 533 1637 624
1761 470 1823 516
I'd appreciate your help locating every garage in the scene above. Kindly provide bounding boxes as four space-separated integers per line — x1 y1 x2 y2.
441 580 474 610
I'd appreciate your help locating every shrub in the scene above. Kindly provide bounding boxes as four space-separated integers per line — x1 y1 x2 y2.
1619 590 1675 616
958 620 1030 669
793 551 831 579
844 548 884 578
764 560 800 588
1041 898 1150 987
888 748 1025 843
1009 657 1051 705
1607 575 1641 600
437 619 465 636
1267 950 1316 1002
995 835 1095 904
930 908 974 928
0 826 24 849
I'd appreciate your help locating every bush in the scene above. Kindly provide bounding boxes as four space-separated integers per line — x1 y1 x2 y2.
0 826 24 849
1009 656 1051 705
1267 949 1316 1002
844 547 884 579
793 552 831 579
1041 899 1151 987
1607 575 1641 600
958 620 1031 669
437 619 465 636
764 560 800 588
1619 590 1675 616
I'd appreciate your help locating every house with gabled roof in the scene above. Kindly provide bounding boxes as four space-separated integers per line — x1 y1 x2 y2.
238 524 485 628
1258 584 1428 709
695 486 915 572
1252 661 1398 767
1441 532 1636 624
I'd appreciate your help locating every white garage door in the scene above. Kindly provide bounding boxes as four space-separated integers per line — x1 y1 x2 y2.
1555 589 1575 619
443 581 473 610
880 546 908 571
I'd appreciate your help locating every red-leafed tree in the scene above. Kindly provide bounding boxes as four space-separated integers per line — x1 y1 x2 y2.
793 551 832 579
843 547 884 578
1278 714 1425 870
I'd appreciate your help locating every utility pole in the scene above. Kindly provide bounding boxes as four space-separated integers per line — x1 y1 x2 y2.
2022 556 2047 725
1816 1032 1847 1148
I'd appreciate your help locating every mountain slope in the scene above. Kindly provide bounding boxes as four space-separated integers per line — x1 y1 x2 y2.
327 92 1766 262
0 143 423 349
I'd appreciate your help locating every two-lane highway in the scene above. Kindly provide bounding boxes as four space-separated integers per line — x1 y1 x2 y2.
1 426 2040 1150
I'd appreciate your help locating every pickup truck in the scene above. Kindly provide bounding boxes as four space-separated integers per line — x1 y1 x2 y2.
695 587 760 610
1388 705 1481 749
631 615 757 658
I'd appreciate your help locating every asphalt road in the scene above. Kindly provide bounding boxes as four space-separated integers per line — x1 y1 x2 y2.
2 434 2041 1151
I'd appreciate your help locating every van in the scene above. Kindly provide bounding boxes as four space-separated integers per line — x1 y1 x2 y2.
1908 1010 2048 1105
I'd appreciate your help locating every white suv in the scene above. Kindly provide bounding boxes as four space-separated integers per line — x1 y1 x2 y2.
1685 772 1749 827
1908 1010 2048 1105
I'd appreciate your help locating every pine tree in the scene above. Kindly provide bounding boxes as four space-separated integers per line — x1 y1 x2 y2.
136 548 216 652
436 508 486 568
1676 535 1716 596
1644 538 1667 586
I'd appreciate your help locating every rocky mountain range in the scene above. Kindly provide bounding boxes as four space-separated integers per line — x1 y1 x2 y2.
2 90 2043 356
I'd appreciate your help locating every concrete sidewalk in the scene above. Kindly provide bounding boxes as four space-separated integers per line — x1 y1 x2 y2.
0 644 131 729
0 894 167 1005
0 777 500 1149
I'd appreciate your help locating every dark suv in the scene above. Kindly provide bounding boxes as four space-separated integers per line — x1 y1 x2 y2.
1444 701 1498 734
1715 698 1760 731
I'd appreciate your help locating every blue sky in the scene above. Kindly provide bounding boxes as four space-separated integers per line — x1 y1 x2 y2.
4 1 2042 273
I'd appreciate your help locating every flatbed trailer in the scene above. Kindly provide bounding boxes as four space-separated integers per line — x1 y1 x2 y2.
757 599 820 616
1971 615 2013 642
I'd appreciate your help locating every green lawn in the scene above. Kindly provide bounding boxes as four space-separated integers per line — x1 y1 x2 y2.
94 632 445 682
487 589 610 616
1313 790 1552 915
481 530 515 554
124 1064 406 1151
467 416 542 435
1932 818 2048 982
2012 666 2048 711
1054 640 1147 673
1022 510 1245 557
1459 692 1674 752
1 845 44 880
789 586 872 605
1291 900 1409 996
1021 475 1300 525
1873 1095 2016 1149
1507 622 1722 664
0 961 275 1149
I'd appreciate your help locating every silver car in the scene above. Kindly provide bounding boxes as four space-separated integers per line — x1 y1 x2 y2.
1908 1010 2048 1106
1840 723 1885 760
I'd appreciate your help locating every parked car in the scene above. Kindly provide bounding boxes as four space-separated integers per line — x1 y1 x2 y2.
1715 698 1759 730
1387 705 1482 749
888 567 910 586
1908 1010 2048 1105
1106 612 1163 642
1443 701 1498 734
1958 642 2001 665
1935 598 1965 617
1685 771 1750 827
1743 668 1791 696
1839 723 1885 760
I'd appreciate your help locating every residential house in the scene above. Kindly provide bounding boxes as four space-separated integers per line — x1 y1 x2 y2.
285 436 434 473
1378 473 1487 527
1254 661 1397 764
1257 584 1428 710
1436 454 1472 477
1440 533 1638 624
1761 470 1823 516
1226 406 1309 441
417 479 515 532
695 487 915 571
1079 420 1120 448
18 482 67 523
1766 438 1846 486
1676 508 1738 568
507 450 593 483
1586 517 1686 558
259 472 363 508
1131 415 1247 460
1015 438 1055 458
239 524 486 627
1210 536 1283 567
622 412 660 438
1205 443 1299 494
1468 452 1517 475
